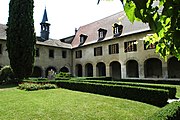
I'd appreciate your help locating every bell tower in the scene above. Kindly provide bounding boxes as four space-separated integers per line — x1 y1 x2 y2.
40 8 50 41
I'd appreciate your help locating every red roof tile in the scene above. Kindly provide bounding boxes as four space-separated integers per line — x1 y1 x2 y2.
71 11 150 48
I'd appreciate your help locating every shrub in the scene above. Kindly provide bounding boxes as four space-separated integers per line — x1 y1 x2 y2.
120 79 180 85
147 101 180 120
56 80 169 107
18 83 57 91
77 80 177 99
86 77 112 81
0 66 15 84
55 72 71 80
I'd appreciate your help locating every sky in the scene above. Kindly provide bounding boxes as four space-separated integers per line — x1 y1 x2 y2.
0 0 123 39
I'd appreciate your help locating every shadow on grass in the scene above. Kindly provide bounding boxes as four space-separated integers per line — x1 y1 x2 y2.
0 84 18 89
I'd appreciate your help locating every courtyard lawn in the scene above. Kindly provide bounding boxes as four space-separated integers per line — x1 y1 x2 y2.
0 86 159 120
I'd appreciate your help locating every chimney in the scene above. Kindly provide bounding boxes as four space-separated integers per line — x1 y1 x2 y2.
75 28 78 34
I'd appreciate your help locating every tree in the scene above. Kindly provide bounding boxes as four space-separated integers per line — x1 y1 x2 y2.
98 0 180 60
6 0 36 79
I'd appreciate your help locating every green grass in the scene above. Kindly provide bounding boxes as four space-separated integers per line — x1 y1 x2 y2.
175 85 180 98
0 86 159 120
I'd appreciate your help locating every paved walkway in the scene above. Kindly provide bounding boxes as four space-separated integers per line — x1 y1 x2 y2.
167 98 180 103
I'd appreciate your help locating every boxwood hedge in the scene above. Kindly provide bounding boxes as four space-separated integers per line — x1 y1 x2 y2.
56 80 169 107
74 80 176 99
147 101 180 120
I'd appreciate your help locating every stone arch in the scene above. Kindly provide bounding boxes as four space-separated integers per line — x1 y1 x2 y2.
168 57 180 78
85 63 93 77
60 66 69 73
144 58 162 78
126 60 139 78
110 61 121 80
0 65 3 70
96 62 106 76
45 66 57 77
31 66 43 78
124 57 139 64
75 64 82 77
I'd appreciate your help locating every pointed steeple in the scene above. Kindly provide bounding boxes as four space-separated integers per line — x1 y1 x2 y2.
41 8 48 23
40 7 50 41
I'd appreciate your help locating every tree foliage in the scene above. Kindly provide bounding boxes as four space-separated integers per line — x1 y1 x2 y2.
6 0 36 79
98 0 180 60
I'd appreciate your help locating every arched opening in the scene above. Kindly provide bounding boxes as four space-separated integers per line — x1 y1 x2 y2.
0 65 2 70
85 63 93 77
126 60 139 78
75 64 82 77
110 61 121 80
31 66 42 77
96 62 106 76
144 58 162 78
45 66 57 77
168 57 180 78
60 67 69 73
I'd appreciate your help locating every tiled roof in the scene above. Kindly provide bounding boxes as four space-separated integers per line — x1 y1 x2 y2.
71 11 150 48
60 35 75 44
1 11 149 49
0 24 71 49
0 24 7 40
36 38 72 49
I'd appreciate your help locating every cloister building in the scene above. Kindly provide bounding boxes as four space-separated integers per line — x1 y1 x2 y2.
0 9 180 79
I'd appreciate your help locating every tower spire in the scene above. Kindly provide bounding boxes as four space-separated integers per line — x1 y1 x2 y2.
41 7 48 23
40 7 50 41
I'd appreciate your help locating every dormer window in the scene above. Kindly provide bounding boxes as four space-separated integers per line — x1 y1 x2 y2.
80 34 87 45
98 28 107 40
113 23 123 37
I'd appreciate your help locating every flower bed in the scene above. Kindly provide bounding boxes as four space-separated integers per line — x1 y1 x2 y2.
18 83 57 91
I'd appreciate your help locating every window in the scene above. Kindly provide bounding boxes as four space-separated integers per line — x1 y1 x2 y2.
0 44 2 54
94 47 102 56
49 49 54 58
62 50 67 58
109 43 119 54
98 28 107 40
113 24 123 37
76 50 82 58
80 36 84 44
144 41 156 50
35 48 40 57
80 34 87 45
124 40 137 52
99 31 104 38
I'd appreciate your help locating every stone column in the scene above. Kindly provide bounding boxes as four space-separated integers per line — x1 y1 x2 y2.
162 61 168 78
93 64 97 77
82 64 85 77
121 64 126 79
139 63 145 78
106 65 110 77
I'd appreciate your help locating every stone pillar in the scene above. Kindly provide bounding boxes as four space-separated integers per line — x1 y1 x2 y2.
93 64 97 77
121 64 126 79
162 61 168 78
82 65 85 77
139 63 145 78
106 65 110 77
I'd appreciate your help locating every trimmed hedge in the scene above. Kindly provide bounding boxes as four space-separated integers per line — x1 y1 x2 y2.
147 101 180 120
56 80 169 107
75 80 177 99
120 78 180 85
85 77 112 81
